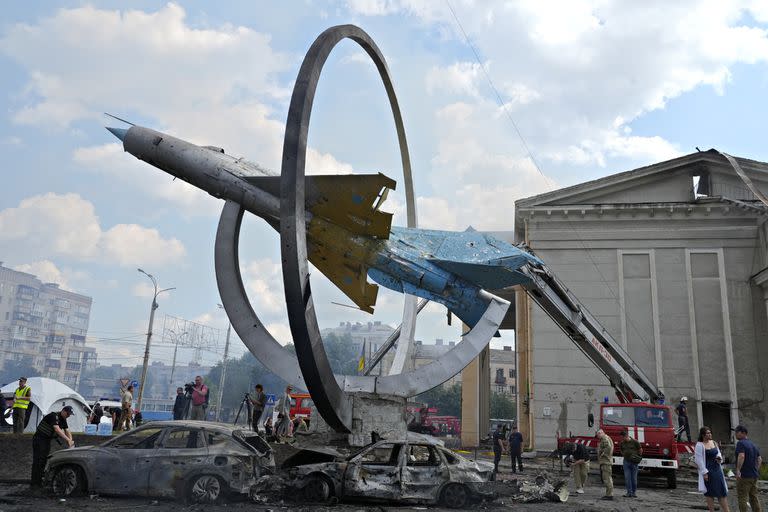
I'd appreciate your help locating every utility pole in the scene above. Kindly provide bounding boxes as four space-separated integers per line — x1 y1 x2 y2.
137 268 175 412
215 303 231 422
168 330 187 396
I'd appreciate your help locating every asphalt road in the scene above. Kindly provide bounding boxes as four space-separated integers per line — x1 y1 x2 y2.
1 454 765 512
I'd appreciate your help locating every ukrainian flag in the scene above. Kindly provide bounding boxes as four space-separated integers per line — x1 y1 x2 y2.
357 339 366 373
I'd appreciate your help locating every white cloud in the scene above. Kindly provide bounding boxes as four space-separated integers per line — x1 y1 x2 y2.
0 193 186 267
353 2 768 173
240 258 285 318
13 260 71 290
131 281 155 299
265 322 293 346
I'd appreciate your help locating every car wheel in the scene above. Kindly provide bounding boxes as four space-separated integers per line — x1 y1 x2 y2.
441 483 469 509
187 474 225 504
51 465 86 497
303 475 331 502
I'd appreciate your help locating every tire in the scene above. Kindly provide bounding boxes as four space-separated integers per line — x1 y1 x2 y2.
666 469 677 489
186 474 225 504
303 475 331 503
51 465 86 497
441 483 469 509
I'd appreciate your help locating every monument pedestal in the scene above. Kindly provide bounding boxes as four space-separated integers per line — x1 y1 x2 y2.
309 392 407 446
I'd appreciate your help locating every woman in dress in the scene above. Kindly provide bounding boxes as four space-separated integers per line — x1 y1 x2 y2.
694 426 730 512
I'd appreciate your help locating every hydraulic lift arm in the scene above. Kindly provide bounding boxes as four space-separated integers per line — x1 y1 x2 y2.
516 248 664 404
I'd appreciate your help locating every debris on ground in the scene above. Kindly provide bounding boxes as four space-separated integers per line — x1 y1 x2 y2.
486 472 569 503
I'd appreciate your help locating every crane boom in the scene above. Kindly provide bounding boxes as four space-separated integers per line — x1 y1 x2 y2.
515 247 664 404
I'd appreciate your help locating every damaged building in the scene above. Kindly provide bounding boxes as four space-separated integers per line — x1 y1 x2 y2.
510 150 768 450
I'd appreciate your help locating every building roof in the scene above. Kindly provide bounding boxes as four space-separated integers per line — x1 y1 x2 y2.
516 149 768 209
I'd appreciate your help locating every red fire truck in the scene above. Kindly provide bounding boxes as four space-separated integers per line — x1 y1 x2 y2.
516 247 687 488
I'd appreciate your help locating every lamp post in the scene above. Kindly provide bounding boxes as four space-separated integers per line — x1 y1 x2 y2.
137 268 175 412
215 304 231 422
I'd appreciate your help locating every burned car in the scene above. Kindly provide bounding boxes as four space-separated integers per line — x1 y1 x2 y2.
45 420 273 503
283 434 494 508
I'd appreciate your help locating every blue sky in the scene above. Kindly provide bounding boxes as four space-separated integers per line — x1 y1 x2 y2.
1 1 768 368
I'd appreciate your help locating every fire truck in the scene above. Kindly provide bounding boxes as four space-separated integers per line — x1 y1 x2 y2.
515 246 684 488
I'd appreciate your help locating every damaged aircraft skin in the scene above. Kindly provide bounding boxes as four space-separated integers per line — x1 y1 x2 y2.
46 421 274 504
282 434 494 508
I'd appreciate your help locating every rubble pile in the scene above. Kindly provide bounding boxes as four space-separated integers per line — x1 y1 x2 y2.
489 472 569 504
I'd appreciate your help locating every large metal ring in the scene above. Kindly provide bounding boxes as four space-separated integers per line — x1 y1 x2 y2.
280 24 417 432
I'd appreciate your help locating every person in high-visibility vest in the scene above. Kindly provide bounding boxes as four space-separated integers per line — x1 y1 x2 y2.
12 377 31 434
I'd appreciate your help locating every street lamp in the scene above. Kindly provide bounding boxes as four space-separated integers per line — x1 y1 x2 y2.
137 268 175 412
215 303 232 422
168 329 188 396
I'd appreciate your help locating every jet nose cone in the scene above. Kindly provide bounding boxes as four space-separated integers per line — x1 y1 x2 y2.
106 126 128 142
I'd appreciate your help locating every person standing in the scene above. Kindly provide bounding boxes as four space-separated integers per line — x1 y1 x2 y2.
492 423 504 474
596 429 615 501
172 387 186 420
190 376 209 421
676 396 692 443
275 385 293 437
12 377 32 434
508 425 524 473
31 406 74 487
89 402 103 425
734 425 761 512
565 442 590 494
620 430 642 498
695 426 730 512
250 384 266 432
119 385 133 430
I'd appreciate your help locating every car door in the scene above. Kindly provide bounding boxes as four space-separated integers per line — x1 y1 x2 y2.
91 427 163 495
343 442 403 500
401 444 446 502
148 427 208 498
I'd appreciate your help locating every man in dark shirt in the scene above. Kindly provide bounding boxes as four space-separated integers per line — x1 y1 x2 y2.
565 442 590 493
173 387 186 420
31 405 74 487
89 402 103 425
735 425 762 512
508 425 524 473
492 424 505 474
675 397 691 442
250 384 266 432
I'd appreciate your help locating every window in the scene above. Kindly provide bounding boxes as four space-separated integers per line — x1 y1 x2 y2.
440 448 460 465
360 443 400 465
206 432 231 447
601 406 670 427
508 369 516 378
601 407 634 426
110 428 163 449
162 429 203 449
406 445 438 466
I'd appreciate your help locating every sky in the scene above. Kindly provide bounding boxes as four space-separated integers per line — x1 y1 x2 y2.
2 1 768 370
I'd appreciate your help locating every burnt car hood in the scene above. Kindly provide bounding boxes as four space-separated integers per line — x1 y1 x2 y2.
282 446 344 468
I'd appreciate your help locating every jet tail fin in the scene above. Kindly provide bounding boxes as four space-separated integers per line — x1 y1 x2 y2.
244 173 397 313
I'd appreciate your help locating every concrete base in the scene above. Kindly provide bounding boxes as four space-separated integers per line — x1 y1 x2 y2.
309 392 408 447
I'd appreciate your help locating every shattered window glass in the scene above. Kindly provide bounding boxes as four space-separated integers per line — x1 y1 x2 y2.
440 448 459 465
162 429 203 449
360 443 400 465
110 428 163 449
406 445 438 466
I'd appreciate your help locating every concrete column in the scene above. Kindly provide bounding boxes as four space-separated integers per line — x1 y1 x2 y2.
516 288 534 451
461 341 490 448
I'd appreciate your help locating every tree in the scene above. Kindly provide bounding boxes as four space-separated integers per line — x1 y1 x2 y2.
0 361 39 387
490 391 516 419
415 383 462 416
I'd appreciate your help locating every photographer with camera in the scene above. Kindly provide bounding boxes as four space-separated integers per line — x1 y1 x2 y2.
189 376 209 421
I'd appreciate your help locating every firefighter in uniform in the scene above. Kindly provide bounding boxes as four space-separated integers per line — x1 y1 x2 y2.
12 377 32 434
31 405 75 487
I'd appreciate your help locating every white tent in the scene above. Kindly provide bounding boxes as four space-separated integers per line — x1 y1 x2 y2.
1 377 92 433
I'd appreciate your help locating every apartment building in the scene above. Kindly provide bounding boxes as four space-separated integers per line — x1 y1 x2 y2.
0 263 95 390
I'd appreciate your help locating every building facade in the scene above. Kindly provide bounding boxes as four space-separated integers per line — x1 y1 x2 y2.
513 150 768 450
0 263 95 390
321 321 397 375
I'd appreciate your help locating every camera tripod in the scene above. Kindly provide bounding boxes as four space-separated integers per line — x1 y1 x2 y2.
233 393 253 428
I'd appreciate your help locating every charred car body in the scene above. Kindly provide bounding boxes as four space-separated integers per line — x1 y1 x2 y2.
283 434 494 508
45 420 274 503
